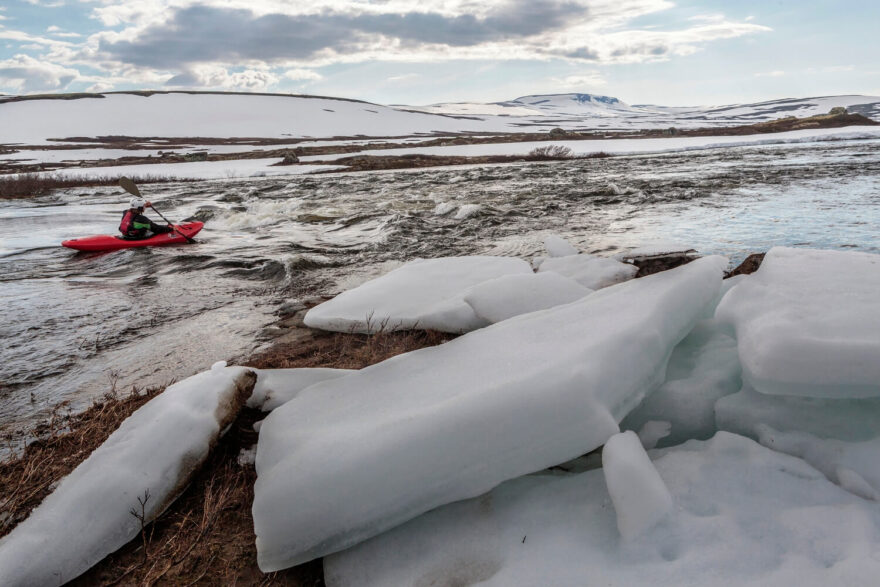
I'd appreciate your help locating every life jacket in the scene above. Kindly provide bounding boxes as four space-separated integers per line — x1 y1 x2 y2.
119 209 136 236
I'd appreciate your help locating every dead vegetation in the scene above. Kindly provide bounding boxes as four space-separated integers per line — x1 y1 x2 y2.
2 110 873 185
526 145 575 160
0 326 454 585
0 386 162 538
0 173 190 199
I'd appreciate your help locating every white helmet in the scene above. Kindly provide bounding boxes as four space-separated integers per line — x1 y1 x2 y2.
130 197 146 209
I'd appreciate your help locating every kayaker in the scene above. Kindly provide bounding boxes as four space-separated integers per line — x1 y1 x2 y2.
120 197 174 239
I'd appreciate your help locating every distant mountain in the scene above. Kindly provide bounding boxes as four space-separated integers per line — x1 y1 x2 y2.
407 93 880 129
499 93 652 117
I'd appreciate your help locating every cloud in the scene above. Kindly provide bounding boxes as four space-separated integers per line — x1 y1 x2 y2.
388 73 421 82
755 70 786 78
552 71 606 88
0 54 78 92
0 29 75 49
97 1 591 68
47 25 82 38
87 81 115 92
285 68 322 81
165 65 280 90
24 0 66 7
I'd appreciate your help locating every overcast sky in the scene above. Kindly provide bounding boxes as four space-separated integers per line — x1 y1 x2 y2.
1 0 877 106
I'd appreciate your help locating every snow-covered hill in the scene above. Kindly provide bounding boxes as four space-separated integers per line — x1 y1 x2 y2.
406 92 880 129
0 92 515 145
1 91 878 148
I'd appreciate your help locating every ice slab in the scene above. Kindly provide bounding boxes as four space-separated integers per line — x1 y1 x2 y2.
538 253 638 290
248 367 354 411
602 431 673 539
622 320 741 447
304 256 532 333
756 425 880 501
715 383 880 442
0 367 256 587
715 247 880 398
463 272 592 324
253 256 727 570
544 234 579 257
325 433 880 587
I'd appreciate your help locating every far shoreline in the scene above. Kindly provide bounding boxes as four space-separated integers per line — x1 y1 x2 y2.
1 112 876 198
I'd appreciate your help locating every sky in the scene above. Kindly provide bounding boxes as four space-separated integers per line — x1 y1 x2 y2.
0 0 878 106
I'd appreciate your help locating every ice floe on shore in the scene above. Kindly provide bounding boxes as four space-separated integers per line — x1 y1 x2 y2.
303 256 532 333
253 256 727 570
0 366 256 586
324 432 880 587
716 247 880 399
4 242 879 585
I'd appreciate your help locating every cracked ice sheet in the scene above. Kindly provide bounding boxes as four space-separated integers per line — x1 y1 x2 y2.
325 432 880 587
253 256 727 570
715 246 880 399
304 256 533 334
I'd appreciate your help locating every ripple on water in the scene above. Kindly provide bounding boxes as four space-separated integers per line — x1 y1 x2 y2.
1 138 879 438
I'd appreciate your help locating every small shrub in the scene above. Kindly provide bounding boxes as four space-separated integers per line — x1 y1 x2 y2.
527 145 574 160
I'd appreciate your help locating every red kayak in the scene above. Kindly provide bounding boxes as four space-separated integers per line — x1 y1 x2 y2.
62 222 203 252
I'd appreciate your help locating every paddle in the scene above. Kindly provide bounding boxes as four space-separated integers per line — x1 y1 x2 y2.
119 177 195 244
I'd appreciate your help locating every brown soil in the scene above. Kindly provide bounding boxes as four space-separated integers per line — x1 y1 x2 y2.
726 252 766 277
0 316 455 585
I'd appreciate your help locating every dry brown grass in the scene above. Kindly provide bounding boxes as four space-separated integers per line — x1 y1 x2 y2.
1 326 454 585
248 328 456 371
0 386 162 538
0 173 191 199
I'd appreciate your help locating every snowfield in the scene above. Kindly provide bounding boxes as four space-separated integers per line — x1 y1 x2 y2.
2 91 878 180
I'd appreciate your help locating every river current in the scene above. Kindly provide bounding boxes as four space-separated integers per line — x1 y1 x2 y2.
1 138 878 446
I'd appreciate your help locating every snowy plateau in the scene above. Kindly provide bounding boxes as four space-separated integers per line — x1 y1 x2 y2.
3 242 880 586
2 91 880 180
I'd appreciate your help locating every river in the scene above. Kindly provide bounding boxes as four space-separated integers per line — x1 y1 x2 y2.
1 137 878 448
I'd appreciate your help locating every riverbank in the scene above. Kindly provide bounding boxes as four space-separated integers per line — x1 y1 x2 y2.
0 251 757 584
2 112 875 190
0 306 455 584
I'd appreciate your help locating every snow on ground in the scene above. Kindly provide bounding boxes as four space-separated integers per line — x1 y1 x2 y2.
538 253 639 290
0 93 518 145
11 158 345 180
303 256 533 333
715 247 880 398
324 432 880 587
301 127 880 161
253 256 726 570
408 94 880 125
0 148 166 164
0 366 256 586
